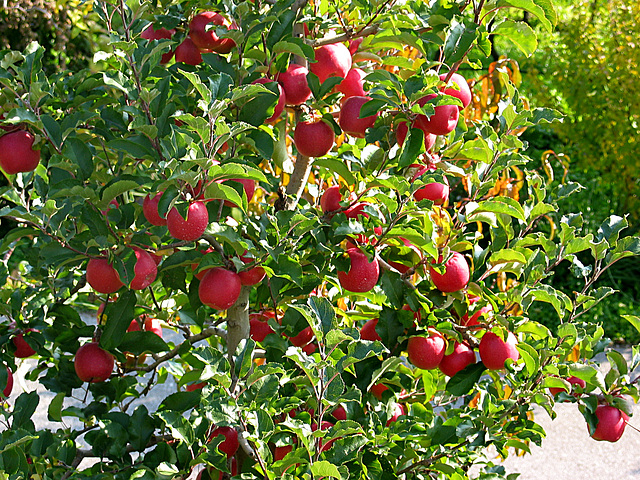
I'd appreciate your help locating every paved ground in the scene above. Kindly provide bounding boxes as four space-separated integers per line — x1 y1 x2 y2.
7 320 640 478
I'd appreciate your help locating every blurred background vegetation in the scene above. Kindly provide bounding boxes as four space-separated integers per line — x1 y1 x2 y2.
0 0 638 343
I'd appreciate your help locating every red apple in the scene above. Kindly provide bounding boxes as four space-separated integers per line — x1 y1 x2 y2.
360 318 381 342
338 96 378 138
252 78 286 124
332 404 347 421
0 130 40 175
293 119 335 158
86 257 124 294
174 36 203 65
2 367 13 398
461 296 492 326
140 24 175 64
410 163 449 205
386 402 405 426
130 247 157 290
310 43 352 83
209 426 239 457
549 376 586 397
395 121 437 152
198 267 242 310
288 326 313 347
439 72 472 109
407 333 446 370
186 382 205 392
311 421 336 451
143 192 167 226
277 64 312 105
74 342 114 383
320 185 342 213
337 247 380 293
429 252 470 293
336 68 367 99
302 342 318 355
478 331 519 370
370 383 389 400
414 94 459 135
237 253 266 286
189 11 237 53
348 38 363 55
250 314 276 342
167 201 209 241
591 405 626 442
12 328 38 358
438 342 476 377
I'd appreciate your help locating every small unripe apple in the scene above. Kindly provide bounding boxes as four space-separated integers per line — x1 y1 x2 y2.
336 68 367 99
130 247 157 290
438 342 476 377
360 318 381 342
198 267 242 310
12 328 38 358
320 185 342 213
167 201 209 241
293 119 335 158
439 72 472 109
410 163 449 205
338 96 378 138
337 247 380 293
209 426 239 457
0 130 40 175
414 94 459 135
429 252 470 293
252 78 286 124
140 24 175 63
86 257 124 294
407 333 446 370
174 37 203 65
74 342 114 383
591 405 626 442
310 43 352 83
143 192 167 226
2 367 13 398
478 331 519 370
277 64 312 105
189 11 237 53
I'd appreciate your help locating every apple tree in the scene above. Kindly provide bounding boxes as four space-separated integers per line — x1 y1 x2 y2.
0 0 638 479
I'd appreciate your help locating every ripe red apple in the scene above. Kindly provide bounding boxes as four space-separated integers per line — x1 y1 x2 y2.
320 185 342 213
414 94 460 135
186 382 205 392
74 342 114 383
252 78 286 124
209 426 239 457
360 318 381 342
407 333 446 370
2 367 13 398
302 342 318 355
310 43 352 83
386 402 405 426
293 119 335 158
370 382 389 400
276 64 312 105
143 192 167 226
130 247 157 290
238 254 266 286
591 405 626 442
461 296 492 326
167 201 209 241
478 331 519 370
429 252 470 293
86 257 124 294
348 38 363 55
288 326 313 347
439 72 472 109
410 163 449 205
140 24 175 64
395 121 437 152
332 404 347 421
438 342 476 377
189 11 237 53
12 328 38 358
0 130 40 175
549 376 586 397
198 267 242 310
250 314 276 342
336 68 367 99
174 36 203 65
337 247 380 293
338 96 378 138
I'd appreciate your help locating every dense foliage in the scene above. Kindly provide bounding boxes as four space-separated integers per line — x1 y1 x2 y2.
0 1 638 479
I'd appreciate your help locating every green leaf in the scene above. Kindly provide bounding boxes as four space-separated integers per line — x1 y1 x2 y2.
12 391 39 430
100 290 137 350
41 115 62 150
314 158 356 186
522 285 572 318
107 136 157 159
445 362 485 396
398 126 425 168
597 215 627 244
444 18 479 65
622 315 640 336
516 343 539 377
310 460 341 479
119 331 169 355
516 321 551 339
488 249 527 266
454 137 493 163
467 197 526 222
179 69 212 105
496 0 557 32
491 20 538 57
158 391 201 412
64 138 94 180
48 392 65 422
157 411 194 444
